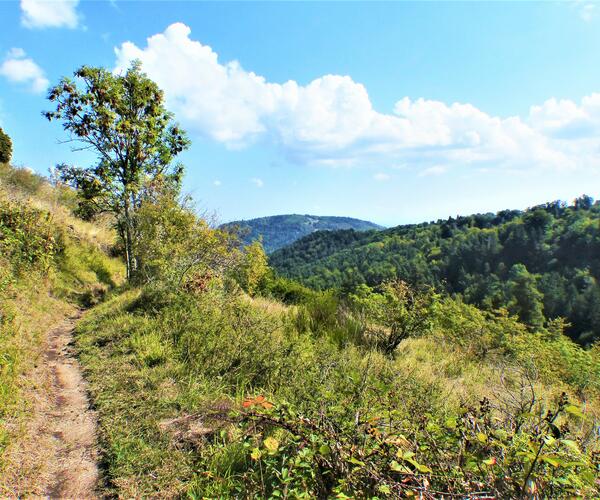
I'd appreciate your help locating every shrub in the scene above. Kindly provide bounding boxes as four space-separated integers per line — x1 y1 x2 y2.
235 388 598 498
347 280 435 354
0 127 12 164
234 240 269 296
134 185 240 287
0 197 61 275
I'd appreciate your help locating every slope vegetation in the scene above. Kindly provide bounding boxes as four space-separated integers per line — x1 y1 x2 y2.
0 164 123 495
270 197 600 344
1 163 598 498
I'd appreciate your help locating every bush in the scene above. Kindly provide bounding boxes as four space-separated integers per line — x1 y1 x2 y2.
134 185 240 287
0 197 62 276
235 387 598 498
0 127 12 164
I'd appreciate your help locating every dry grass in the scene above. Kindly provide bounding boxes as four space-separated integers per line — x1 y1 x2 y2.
0 286 76 495
0 163 124 494
0 170 116 252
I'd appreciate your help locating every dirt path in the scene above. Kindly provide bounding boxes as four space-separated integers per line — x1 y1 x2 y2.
38 311 99 498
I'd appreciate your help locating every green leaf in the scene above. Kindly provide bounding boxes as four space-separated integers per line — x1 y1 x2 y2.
348 457 365 466
561 439 580 452
541 455 560 467
389 460 407 472
378 485 391 494
319 444 331 456
445 417 457 429
564 405 584 418
406 458 432 473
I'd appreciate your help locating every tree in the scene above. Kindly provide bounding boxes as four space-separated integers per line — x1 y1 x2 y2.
235 240 269 296
506 264 545 330
348 280 434 355
0 127 12 164
135 181 240 287
44 62 190 280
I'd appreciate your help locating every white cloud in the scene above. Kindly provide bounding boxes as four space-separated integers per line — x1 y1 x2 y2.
213 179 222 187
0 48 49 93
113 23 600 173
251 177 264 188
579 2 595 21
21 0 80 29
373 172 390 181
420 165 448 177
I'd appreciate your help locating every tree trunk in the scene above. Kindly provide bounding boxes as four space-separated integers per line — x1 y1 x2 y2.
123 200 136 282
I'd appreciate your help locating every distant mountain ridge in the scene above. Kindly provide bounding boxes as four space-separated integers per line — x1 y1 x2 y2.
221 214 383 253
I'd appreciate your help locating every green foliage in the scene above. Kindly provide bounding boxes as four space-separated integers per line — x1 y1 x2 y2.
347 280 435 354
271 198 600 344
75 276 600 497
236 390 597 498
235 240 270 296
222 214 382 253
0 128 12 165
506 263 545 330
134 182 239 288
44 61 190 280
0 198 61 281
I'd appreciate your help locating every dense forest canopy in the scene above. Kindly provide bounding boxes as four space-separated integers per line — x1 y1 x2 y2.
221 214 383 253
271 196 600 344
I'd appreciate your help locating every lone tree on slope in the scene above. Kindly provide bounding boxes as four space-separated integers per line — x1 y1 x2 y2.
44 61 190 280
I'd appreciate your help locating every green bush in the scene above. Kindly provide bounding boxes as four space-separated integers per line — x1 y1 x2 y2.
0 198 62 277
234 390 598 498
0 127 12 164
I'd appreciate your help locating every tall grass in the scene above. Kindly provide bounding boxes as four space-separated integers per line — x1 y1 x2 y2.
75 283 600 497
0 163 124 490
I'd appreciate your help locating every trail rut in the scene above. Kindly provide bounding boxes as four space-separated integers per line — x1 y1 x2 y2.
38 311 100 498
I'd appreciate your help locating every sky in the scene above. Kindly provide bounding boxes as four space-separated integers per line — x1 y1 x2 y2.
1 1 600 226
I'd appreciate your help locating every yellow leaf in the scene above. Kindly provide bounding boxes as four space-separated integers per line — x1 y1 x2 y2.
264 436 279 453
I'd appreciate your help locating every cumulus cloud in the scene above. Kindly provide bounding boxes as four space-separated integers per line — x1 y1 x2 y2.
251 178 264 188
213 179 222 187
113 23 600 172
0 48 49 93
21 0 80 29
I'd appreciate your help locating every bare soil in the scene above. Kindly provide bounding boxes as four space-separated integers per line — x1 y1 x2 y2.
3 312 100 498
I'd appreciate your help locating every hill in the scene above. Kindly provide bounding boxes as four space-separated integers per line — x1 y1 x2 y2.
1 159 598 499
270 196 600 344
221 214 383 253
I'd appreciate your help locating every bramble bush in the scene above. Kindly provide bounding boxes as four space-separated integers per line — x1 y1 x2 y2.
230 387 598 499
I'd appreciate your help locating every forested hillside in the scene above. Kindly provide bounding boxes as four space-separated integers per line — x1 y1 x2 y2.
221 214 383 253
270 197 600 344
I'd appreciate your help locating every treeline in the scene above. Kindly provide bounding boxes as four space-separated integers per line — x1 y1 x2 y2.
270 196 600 344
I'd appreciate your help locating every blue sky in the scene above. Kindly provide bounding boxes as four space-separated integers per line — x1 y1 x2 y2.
1 1 600 226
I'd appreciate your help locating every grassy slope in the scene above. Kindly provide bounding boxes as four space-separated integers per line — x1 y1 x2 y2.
76 286 599 497
0 164 124 492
